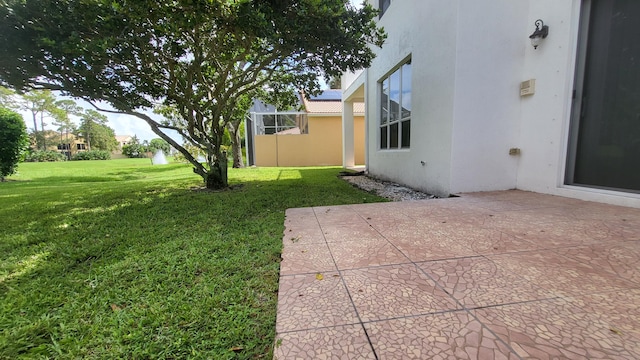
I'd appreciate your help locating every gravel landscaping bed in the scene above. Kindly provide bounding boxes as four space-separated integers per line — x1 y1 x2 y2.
340 172 437 201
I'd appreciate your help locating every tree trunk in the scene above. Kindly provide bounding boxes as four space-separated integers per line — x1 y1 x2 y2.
31 112 39 149
231 128 244 168
205 153 228 189
40 112 46 150
227 121 244 168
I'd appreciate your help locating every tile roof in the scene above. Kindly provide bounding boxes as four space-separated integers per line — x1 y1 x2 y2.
115 135 133 142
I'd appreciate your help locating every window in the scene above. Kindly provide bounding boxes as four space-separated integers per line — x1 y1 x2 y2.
379 0 391 17
76 143 86 150
255 113 308 135
380 59 411 149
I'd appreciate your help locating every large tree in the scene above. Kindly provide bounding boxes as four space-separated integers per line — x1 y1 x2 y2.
0 0 385 189
18 90 57 150
52 99 82 154
77 109 118 151
0 107 29 181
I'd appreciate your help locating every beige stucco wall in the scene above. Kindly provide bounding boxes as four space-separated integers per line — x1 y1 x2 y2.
255 115 364 167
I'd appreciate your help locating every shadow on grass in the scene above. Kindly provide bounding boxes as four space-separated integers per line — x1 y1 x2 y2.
109 163 188 175
0 166 385 358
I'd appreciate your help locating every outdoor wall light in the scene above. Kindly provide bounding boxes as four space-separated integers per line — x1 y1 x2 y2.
529 19 549 49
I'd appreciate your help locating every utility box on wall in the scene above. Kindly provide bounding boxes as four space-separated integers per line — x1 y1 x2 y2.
520 79 536 96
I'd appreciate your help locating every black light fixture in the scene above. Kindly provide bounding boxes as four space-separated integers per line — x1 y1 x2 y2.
529 19 549 49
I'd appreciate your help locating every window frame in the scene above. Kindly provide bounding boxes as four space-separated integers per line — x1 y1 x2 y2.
379 0 391 18
379 58 411 150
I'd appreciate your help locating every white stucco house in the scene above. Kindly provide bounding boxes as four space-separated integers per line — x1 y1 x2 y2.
342 0 640 208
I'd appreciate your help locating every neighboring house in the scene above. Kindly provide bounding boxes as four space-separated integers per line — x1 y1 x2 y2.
342 0 640 207
115 135 133 150
113 135 134 159
42 131 87 159
248 90 366 167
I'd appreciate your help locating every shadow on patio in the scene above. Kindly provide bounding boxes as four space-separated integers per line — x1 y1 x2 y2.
274 190 640 359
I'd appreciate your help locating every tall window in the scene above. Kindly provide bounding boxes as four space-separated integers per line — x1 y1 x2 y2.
379 0 391 17
380 59 411 149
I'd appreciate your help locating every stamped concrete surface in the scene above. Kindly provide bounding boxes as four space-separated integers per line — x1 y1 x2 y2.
274 190 640 359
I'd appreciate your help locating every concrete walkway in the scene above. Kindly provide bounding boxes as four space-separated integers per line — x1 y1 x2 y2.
274 190 640 359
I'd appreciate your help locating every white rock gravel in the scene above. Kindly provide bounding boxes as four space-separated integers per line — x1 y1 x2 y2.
341 174 437 202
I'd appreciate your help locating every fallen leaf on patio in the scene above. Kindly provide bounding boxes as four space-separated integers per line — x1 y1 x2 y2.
290 236 300 243
229 346 244 352
610 328 622 335
332 274 340 278
301 250 307 253
315 273 324 280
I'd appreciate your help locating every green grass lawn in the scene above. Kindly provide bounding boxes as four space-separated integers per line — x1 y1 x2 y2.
0 159 385 359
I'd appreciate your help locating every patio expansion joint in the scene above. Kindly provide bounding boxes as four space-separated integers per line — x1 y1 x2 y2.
340 211 540 359
461 296 563 312
359 307 476 325
311 206 380 360
349 216 531 360
412 255 528 360
275 321 363 335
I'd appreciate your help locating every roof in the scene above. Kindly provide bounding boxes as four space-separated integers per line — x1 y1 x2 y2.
309 90 342 101
302 90 365 115
115 135 133 142
248 90 364 116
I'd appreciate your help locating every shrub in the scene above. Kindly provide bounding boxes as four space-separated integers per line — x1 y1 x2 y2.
122 136 148 158
72 150 111 161
0 107 29 180
23 150 67 162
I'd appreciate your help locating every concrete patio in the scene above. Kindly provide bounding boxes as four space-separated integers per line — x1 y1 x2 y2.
274 190 640 359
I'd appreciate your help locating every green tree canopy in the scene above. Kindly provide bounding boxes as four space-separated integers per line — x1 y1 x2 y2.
0 107 29 181
0 0 385 189
121 135 147 158
148 138 170 155
78 109 118 151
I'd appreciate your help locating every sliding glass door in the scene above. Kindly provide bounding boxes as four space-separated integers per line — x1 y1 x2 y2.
567 0 640 193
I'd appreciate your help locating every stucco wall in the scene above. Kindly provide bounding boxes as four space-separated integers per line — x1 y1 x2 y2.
365 0 459 197
449 0 528 193
254 116 365 167
517 1 580 193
